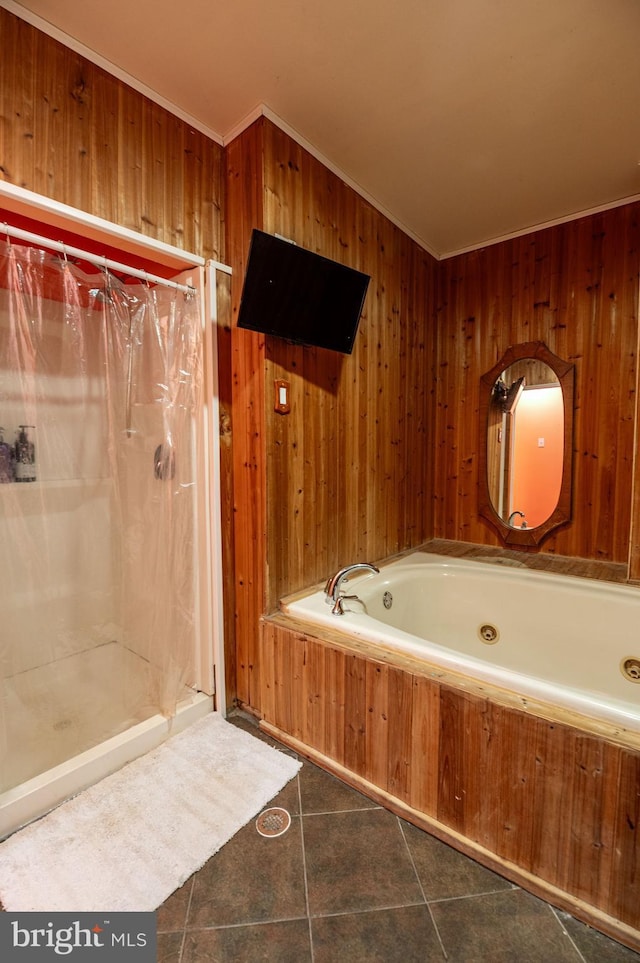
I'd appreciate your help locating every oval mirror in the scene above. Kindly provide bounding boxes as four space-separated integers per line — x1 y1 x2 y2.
478 342 574 547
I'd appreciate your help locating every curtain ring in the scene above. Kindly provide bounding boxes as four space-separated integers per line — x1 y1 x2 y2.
3 222 11 250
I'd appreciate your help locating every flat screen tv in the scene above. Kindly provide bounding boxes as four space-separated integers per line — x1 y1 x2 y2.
237 229 370 355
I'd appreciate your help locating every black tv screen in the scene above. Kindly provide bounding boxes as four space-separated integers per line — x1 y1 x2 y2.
237 230 370 355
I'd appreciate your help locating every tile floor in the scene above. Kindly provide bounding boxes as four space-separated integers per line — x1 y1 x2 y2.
157 712 640 962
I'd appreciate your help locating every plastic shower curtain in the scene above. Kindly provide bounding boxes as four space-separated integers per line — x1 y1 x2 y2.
0 240 203 793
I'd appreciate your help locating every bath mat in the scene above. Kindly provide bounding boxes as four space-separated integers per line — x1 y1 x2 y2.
0 713 301 912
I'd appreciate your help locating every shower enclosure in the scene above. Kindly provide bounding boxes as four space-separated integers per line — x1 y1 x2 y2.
0 191 223 838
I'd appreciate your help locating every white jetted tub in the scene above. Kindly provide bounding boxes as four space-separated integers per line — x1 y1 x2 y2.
281 552 640 734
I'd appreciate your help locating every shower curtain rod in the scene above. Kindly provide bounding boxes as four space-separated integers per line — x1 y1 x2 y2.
2 221 196 293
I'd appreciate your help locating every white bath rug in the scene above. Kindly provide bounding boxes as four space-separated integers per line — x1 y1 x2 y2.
0 713 301 912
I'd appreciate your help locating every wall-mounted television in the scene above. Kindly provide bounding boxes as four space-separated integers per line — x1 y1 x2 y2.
236 229 370 355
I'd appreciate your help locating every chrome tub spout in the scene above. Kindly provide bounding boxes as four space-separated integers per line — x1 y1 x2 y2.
324 562 380 615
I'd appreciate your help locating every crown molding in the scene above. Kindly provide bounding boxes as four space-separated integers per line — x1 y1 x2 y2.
441 192 640 260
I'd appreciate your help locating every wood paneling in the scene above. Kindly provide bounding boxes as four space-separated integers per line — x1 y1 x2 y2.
0 8 223 260
435 208 640 562
261 123 436 602
226 117 438 704
224 122 267 709
213 270 236 708
259 618 640 950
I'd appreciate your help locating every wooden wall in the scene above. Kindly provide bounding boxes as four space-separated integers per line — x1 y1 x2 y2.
225 118 438 707
224 122 267 709
260 618 640 951
435 208 640 564
263 123 436 600
0 8 224 260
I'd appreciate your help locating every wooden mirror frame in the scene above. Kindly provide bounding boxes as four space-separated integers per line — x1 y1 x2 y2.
478 341 575 547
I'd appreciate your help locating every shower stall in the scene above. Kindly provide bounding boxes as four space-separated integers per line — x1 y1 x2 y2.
0 186 225 838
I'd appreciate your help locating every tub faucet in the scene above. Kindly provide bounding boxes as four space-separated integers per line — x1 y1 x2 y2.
325 562 380 615
508 510 527 528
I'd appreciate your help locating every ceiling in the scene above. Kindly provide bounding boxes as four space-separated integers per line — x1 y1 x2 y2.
8 0 640 258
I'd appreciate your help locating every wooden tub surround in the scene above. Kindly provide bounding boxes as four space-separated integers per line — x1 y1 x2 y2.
256 578 640 952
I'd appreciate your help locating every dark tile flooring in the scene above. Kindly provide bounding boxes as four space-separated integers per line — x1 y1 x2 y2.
157 712 640 963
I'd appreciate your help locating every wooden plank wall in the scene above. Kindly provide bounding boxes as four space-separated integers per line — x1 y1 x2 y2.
212 270 237 707
435 207 640 563
260 619 640 948
224 122 267 708
0 8 224 260
262 123 437 605
225 118 438 706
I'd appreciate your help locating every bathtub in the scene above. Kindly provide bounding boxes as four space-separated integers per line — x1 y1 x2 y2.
281 552 640 736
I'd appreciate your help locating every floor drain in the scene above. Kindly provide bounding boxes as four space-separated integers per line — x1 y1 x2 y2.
621 657 640 683
256 807 291 838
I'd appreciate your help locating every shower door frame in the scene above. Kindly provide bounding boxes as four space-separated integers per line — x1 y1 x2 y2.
0 179 226 713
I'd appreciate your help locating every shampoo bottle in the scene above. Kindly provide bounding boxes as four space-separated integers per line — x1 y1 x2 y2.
0 427 13 483
14 425 36 482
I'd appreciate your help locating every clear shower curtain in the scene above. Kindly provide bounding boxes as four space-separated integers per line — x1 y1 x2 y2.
0 241 203 793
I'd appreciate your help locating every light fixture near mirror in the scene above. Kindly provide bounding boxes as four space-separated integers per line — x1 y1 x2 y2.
478 341 574 547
